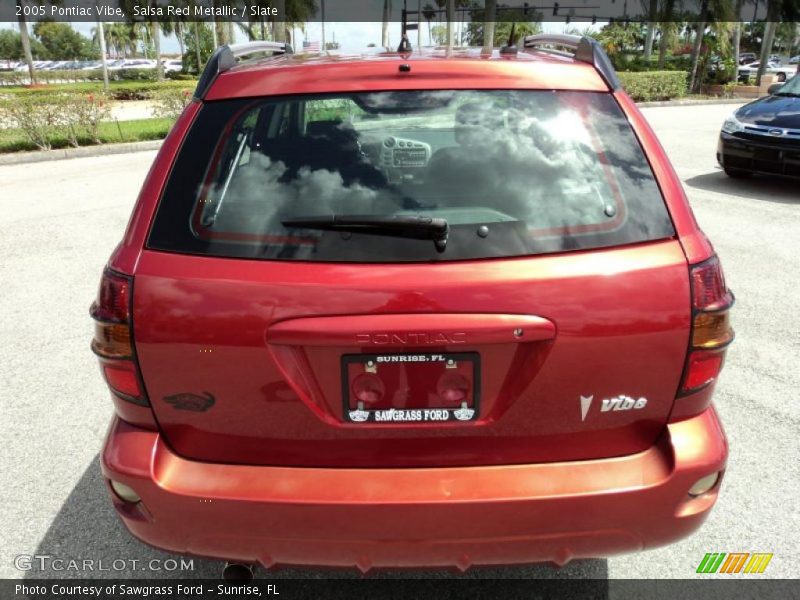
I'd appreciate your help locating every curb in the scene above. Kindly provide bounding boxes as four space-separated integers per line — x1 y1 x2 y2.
0 139 163 166
637 98 749 108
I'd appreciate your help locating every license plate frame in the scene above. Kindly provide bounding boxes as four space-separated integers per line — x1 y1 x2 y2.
341 352 480 424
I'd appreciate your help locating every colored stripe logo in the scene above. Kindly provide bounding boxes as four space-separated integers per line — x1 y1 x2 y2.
697 553 773 574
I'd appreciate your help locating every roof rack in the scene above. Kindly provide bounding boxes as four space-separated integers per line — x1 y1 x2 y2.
521 34 620 91
194 41 293 100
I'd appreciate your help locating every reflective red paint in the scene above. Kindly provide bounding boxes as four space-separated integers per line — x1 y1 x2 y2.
101 407 727 569
95 47 731 568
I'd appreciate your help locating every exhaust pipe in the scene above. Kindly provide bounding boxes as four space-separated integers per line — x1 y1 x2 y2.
222 562 255 582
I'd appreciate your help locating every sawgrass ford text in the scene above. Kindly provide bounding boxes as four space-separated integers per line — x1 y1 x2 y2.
15 4 277 18
16 584 274 596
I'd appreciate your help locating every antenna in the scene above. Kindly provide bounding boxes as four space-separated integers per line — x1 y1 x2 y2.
500 22 518 54
398 0 412 52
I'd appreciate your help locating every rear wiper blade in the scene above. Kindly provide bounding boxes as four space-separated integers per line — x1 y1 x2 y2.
282 214 449 251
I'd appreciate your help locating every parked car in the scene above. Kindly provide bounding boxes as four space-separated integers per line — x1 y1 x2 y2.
15 60 54 72
718 74 800 178
104 59 126 71
789 55 800 65
738 60 796 82
162 59 183 73
738 52 757 65
120 58 156 69
93 36 733 576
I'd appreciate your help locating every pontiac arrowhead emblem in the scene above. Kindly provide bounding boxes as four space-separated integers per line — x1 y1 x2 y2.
580 395 593 422
349 409 369 422
454 403 475 421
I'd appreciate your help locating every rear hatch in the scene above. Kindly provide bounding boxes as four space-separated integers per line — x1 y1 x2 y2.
135 87 687 467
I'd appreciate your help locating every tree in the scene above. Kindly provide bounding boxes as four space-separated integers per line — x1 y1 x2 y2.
151 20 163 80
643 0 658 60
274 0 286 42
183 22 213 74
732 0 744 67
160 17 186 58
688 2 710 93
464 6 542 47
430 24 447 45
0 30 24 61
657 0 677 69
686 0 736 91
104 23 133 58
595 22 645 57
482 0 496 52
33 21 98 60
756 0 780 86
16 0 36 83
423 4 436 45
90 17 109 91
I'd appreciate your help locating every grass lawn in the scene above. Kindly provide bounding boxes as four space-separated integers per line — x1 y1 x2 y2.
0 117 174 153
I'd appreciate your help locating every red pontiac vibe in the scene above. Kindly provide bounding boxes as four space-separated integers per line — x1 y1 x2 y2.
93 35 734 575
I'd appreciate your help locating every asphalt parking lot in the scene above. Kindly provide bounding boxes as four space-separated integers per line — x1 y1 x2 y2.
0 102 798 581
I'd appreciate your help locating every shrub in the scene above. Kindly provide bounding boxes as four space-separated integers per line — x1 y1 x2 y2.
150 87 193 120
0 79 197 100
1 117 174 153
0 91 111 149
114 68 158 81
0 94 65 150
165 70 197 81
63 93 112 145
617 71 688 102
0 71 26 86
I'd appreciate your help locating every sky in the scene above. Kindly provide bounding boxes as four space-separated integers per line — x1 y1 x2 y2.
1 20 592 56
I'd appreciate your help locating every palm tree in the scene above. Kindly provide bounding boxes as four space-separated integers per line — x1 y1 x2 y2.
151 20 163 81
731 0 745 69
755 0 780 85
688 1 710 92
285 0 317 46
16 0 36 84
688 0 734 92
90 17 110 90
657 0 677 69
423 4 436 45
161 17 186 58
643 0 658 60
274 0 286 42
446 0 454 50
107 23 129 58
192 21 203 69
483 0 496 52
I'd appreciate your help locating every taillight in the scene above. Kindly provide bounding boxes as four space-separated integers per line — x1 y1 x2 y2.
679 256 734 396
91 269 150 408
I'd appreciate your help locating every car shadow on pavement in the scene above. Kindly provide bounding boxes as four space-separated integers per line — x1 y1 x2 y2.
25 455 609 587
684 170 799 204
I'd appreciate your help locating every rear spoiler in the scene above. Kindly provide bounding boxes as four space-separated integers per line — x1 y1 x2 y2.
521 34 620 91
194 41 293 100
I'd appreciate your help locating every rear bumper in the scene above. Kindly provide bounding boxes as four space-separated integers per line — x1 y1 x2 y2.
101 407 727 570
717 131 800 178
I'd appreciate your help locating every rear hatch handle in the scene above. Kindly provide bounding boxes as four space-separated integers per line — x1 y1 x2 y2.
267 314 556 347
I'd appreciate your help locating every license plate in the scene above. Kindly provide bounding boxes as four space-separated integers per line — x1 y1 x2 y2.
341 352 480 423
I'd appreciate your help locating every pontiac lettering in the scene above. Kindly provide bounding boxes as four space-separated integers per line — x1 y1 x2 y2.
355 332 467 345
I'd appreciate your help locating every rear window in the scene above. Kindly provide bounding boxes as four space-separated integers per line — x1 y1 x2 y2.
148 90 674 262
